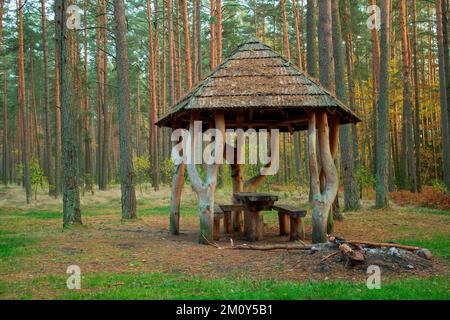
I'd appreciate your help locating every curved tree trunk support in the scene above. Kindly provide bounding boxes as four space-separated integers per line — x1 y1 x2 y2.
186 111 225 243
309 111 340 243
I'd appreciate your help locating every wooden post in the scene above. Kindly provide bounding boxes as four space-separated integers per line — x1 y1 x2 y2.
213 214 221 240
289 217 305 241
309 111 340 243
169 122 185 235
289 216 299 241
231 163 244 233
223 211 233 235
186 111 225 243
169 163 185 234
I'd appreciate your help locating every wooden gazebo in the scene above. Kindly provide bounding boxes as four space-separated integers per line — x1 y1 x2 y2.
157 39 361 244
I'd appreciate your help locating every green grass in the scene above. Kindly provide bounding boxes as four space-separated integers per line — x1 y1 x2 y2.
138 205 198 216
0 230 37 258
405 207 450 217
391 233 450 260
3 272 449 300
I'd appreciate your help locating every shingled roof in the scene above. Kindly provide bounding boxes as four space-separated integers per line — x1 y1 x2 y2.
157 39 361 131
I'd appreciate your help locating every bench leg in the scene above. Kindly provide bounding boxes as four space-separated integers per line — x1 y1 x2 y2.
213 216 221 241
255 211 264 241
233 210 244 234
224 211 233 236
278 212 289 236
299 218 305 240
289 216 300 241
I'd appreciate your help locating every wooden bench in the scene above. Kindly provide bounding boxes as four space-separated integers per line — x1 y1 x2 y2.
213 204 245 240
273 204 307 241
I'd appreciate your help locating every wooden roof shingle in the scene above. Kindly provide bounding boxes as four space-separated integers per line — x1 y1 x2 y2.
157 39 361 130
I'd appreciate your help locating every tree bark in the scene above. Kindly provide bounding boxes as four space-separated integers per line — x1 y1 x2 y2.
186 112 225 243
210 0 216 70
99 0 109 190
309 112 339 243
182 0 192 89
375 0 390 208
83 0 93 194
281 0 290 61
0 0 7 185
18 0 31 204
331 0 360 211
441 0 450 192
147 0 160 190
437 0 450 191
306 0 318 77
56 0 82 226
411 0 421 192
113 0 137 220
399 0 416 192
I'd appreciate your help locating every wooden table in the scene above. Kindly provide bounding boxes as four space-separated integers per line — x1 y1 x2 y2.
234 192 279 242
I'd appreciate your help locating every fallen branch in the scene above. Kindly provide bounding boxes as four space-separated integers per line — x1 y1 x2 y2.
201 235 313 251
321 251 339 262
227 243 313 251
347 240 421 251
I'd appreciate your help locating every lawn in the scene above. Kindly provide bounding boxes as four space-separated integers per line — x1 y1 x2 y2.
0 185 449 300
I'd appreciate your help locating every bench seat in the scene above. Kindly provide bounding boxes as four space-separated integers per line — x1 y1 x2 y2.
273 204 307 241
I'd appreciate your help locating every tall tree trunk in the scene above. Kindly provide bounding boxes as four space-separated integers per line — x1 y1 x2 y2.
375 0 390 208
168 0 175 106
100 0 109 190
192 0 199 83
306 0 318 77
136 78 141 157
18 0 31 203
182 0 193 89
441 0 450 192
210 0 216 70
437 0 450 190
40 0 55 195
113 0 137 219
95 2 103 188
281 0 290 61
56 0 82 226
293 0 303 69
83 0 93 194
400 0 416 192
411 0 421 192
331 0 360 211
0 0 7 185
318 0 334 91
343 0 359 168
216 0 222 65
370 0 380 175
147 0 160 190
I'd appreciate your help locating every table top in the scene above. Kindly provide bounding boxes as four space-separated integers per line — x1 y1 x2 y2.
234 192 279 203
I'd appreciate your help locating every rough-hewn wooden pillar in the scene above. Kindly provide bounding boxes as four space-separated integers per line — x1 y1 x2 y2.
186 111 225 243
169 122 185 235
169 162 185 235
309 111 340 243
230 163 244 233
